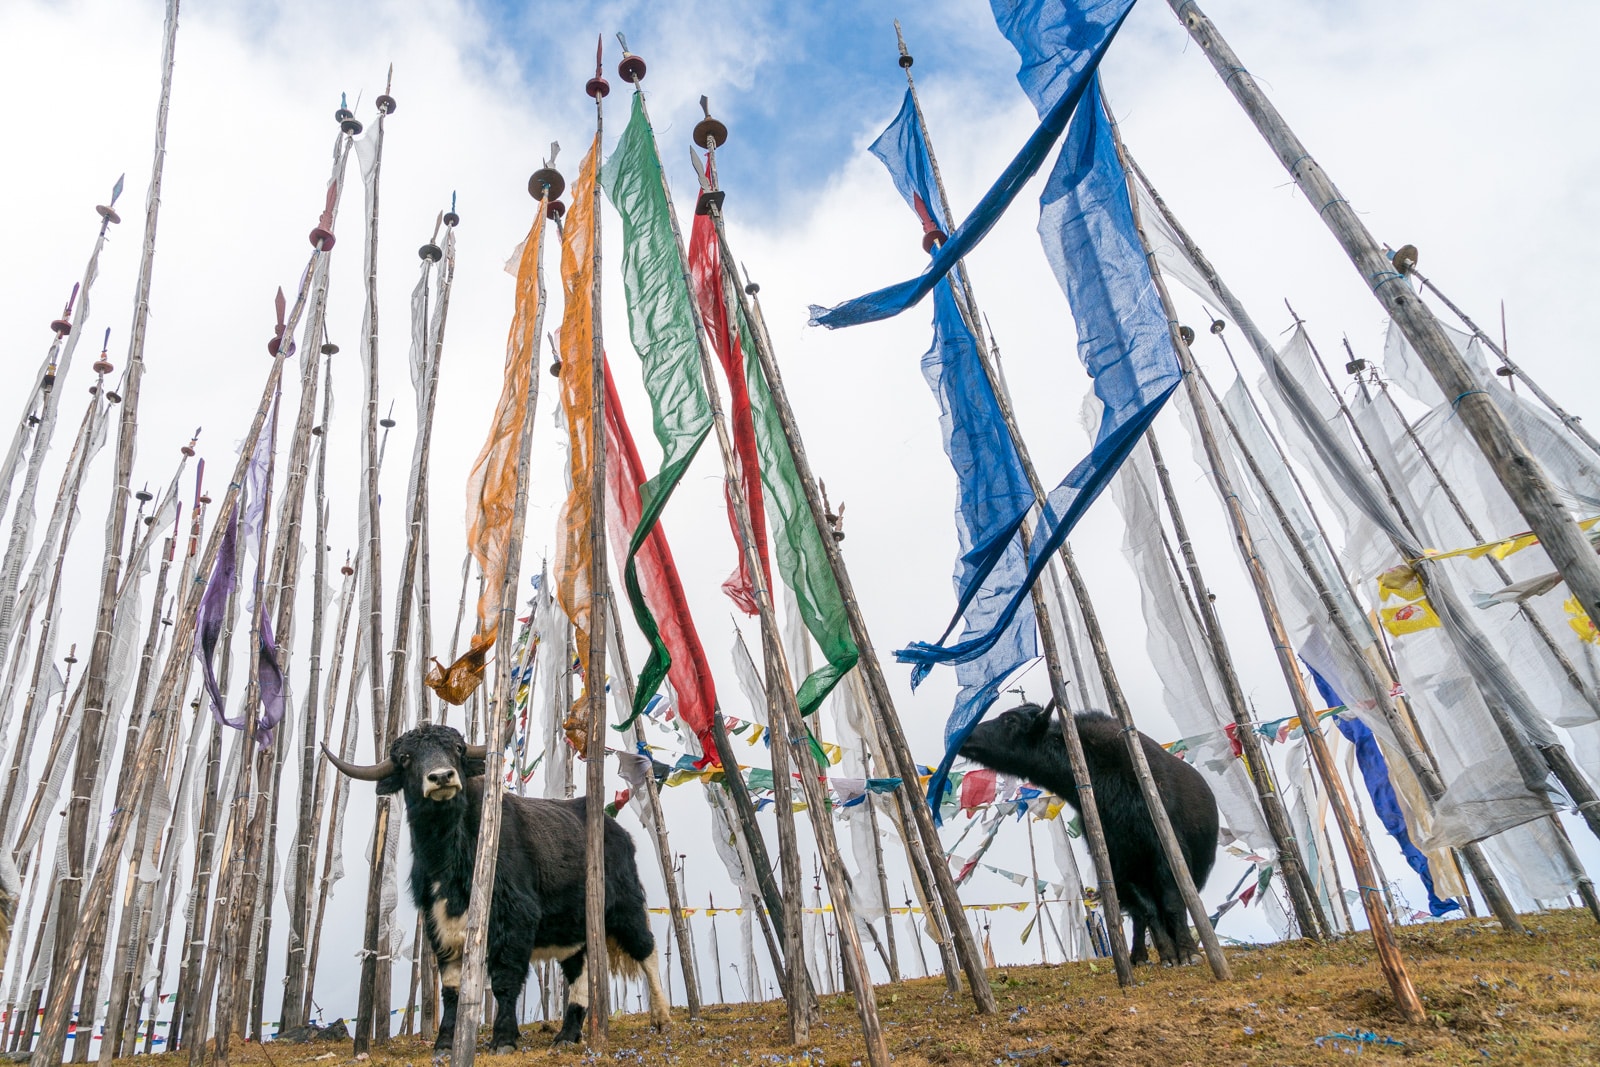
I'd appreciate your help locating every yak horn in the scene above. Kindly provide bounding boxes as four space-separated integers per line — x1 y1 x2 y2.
322 743 395 782
464 743 489 761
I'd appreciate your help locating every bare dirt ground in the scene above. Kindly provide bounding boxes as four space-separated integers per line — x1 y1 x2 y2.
162 908 1599 1067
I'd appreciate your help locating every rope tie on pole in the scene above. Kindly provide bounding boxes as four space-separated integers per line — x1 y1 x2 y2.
1222 66 1250 85
1369 271 1405 291
1451 390 1488 410
1286 154 1312 172
1317 197 1350 217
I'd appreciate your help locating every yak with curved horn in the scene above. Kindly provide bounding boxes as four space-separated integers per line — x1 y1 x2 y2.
326 722 669 1049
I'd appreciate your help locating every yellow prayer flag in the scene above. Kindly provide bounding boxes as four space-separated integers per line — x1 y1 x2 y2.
1381 600 1441 636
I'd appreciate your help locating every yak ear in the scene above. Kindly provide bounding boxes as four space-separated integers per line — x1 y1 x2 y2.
375 770 405 797
464 755 488 779
1028 703 1055 736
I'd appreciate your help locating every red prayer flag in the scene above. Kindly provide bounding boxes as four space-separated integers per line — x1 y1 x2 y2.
602 362 719 762
688 181 772 615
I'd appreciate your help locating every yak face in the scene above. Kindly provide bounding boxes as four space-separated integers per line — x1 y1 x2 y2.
960 702 1054 776
376 723 486 804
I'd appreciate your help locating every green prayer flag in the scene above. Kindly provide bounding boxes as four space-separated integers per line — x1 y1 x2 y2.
600 92 714 722
739 301 859 715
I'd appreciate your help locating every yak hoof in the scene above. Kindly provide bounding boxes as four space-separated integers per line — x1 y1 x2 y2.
551 1033 580 1048
491 1045 517 1055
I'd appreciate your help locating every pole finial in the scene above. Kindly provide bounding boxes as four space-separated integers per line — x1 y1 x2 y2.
693 95 728 150
97 174 125 224
93 327 114 376
377 64 397 115
444 191 460 228
895 19 914 68
617 33 647 83
587 34 610 98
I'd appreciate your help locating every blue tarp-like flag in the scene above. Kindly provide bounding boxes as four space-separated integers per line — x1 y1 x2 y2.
809 0 1135 330
1307 666 1461 918
870 91 1040 822
896 73 1181 678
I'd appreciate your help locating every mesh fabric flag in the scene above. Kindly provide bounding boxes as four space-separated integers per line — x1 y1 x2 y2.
1308 666 1460 917
601 92 714 723
552 132 603 752
865 89 1040 819
427 191 547 704
809 0 1134 329
897 74 1180 678
602 360 719 761
688 161 771 616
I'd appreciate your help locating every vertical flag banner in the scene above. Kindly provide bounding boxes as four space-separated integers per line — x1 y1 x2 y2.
602 361 719 760
553 133 602 752
600 93 714 721
809 0 1135 329
427 196 547 704
896 74 1180 678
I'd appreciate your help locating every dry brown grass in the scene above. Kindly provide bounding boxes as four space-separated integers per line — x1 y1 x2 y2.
168 908 1600 1067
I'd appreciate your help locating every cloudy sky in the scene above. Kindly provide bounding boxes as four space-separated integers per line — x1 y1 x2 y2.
2 0 1597 1028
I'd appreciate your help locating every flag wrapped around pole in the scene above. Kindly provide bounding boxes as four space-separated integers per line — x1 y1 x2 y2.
553 132 604 751
425 181 548 704
895 72 1180 680
599 93 715 723
809 0 1135 329
601 359 719 760
688 193 771 616
691 171 859 713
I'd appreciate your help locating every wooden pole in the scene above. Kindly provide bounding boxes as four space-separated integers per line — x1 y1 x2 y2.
581 71 614 1046
1168 0 1600 669
448 185 549 1067
1404 264 1600 460
353 78 398 1052
1143 431 1329 940
711 174 985 1012
1124 153 1529 937
1108 92 1422 1022
604 591 701 1017
629 72 884 1063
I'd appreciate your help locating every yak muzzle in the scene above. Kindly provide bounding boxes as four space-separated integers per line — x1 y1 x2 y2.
423 767 461 801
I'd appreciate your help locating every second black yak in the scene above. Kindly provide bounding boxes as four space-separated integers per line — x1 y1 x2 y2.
960 702 1219 964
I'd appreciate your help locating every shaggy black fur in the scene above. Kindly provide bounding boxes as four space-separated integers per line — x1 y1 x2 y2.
370 723 658 1049
960 703 1219 965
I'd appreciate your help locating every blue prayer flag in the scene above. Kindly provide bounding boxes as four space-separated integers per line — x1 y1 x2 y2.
868 89 1041 823
809 0 1135 329
1307 665 1460 917
897 73 1181 677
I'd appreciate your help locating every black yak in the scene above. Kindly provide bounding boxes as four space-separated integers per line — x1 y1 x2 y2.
960 703 1218 964
325 723 669 1050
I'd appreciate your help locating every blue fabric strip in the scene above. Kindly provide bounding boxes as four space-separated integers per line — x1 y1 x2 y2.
869 88 1040 823
1308 665 1460 917
809 0 1135 330
897 74 1181 676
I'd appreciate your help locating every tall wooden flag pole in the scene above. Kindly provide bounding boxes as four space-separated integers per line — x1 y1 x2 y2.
1401 264 1600 461
38 4 179 1062
704 110 989 1008
350 69 401 1051
447 167 554 1067
1166 0 1600 649
1123 153 1529 937
1105 90 1425 1022
617 54 887 1066
888 26 1178 988
582 48 613 1044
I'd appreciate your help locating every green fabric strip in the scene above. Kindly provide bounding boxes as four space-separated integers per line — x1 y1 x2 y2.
602 93 714 722
740 301 859 717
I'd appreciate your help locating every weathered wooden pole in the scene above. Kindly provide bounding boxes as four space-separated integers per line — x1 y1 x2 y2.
1108 92 1422 1022
1124 152 1528 936
623 63 885 1064
33 7 180 1062
604 591 701 1017
1404 263 1600 460
1143 431 1329 940
448 178 551 1067
1168 0 1600 659
353 76 399 1052
579 60 614 1045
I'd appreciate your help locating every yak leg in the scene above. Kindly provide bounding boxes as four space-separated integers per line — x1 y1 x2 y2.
1159 881 1199 965
552 950 587 1046
435 986 458 1053
1121 883 1160 965
607 909 669 1030
488 933 535 1053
